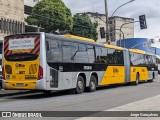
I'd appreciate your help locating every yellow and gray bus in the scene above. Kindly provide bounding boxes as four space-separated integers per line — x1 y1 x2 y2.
2 33 158 93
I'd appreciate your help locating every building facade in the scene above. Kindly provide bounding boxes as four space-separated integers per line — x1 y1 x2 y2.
0 0 25 40
85 12 134 44
24 0 42 32
85 12 107 43
109 16 134 43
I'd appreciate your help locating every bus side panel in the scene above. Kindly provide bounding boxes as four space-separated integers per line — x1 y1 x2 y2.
130 66 149 82
100 66 125 85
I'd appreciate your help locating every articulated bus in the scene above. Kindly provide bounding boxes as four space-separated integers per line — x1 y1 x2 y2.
2 33 158 93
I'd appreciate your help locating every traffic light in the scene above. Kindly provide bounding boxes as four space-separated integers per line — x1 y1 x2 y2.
100 27 105 38
139 15 147 29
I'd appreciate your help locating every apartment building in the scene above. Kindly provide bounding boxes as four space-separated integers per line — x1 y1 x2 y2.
85 12 134 44
109 16 134 43
24 0 42 32
0 0 24 40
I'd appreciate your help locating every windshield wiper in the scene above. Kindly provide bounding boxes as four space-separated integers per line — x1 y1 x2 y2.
71 51 78 60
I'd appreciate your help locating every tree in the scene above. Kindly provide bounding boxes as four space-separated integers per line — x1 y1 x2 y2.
25 0 73 33
72 14 98 41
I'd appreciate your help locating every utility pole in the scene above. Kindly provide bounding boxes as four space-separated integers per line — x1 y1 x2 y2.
104 0 109 43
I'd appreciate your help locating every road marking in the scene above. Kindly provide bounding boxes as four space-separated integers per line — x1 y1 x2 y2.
77 95 160 120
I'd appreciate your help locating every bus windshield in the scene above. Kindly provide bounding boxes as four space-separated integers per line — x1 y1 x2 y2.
4 34 40 61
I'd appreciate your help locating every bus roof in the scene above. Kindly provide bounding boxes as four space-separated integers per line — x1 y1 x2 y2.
63 34 95 43
104 44 124 50
129 49 146 54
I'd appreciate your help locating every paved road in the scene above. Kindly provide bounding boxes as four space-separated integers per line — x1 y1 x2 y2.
0 78 160 120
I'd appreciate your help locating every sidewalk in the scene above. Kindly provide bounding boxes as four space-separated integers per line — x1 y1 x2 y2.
77 95 160 120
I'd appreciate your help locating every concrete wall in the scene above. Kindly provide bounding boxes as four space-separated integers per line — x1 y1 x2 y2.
0 0 24 40
0 0 24 22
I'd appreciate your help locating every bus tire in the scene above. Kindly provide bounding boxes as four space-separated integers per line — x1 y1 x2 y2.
87 75 97 92
151 72 155 82
134 74 139 85
149 73 154 82
75 76 85 94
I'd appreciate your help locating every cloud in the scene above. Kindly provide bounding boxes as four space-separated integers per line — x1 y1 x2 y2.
63 0 160 38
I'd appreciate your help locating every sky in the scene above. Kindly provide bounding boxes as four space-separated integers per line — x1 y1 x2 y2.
63 0 160 39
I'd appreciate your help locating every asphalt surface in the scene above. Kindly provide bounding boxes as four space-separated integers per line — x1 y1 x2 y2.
0 78 160 120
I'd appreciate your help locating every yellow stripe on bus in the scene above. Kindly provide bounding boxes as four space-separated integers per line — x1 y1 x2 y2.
63 34 95 42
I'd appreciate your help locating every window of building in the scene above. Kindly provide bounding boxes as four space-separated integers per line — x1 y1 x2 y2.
24 5 32 14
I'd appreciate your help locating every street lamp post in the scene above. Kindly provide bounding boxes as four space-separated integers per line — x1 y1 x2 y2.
104 0 109 43
111 0 135 17
119 21 139 47
102 0 135 44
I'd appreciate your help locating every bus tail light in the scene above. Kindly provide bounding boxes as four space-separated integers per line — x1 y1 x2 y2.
2 66 5 80
38 65 43 80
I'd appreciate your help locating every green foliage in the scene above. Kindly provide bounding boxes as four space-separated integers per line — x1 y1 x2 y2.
72 14 98 41
25 0 73 32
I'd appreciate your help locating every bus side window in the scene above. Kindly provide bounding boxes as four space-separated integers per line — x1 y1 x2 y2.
87 45 95 63
95 47 102 63
62 42 71 62
107 48 115 64
78 44 88 63
49 40 62 62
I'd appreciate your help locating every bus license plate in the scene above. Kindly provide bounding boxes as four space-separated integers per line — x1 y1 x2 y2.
17 83 24 87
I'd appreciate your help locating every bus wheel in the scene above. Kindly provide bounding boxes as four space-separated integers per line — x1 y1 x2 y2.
76 76 85 94
87 75 97 92
133 74 139 85
151 73 155 82
149 73 154 82
131 74 139 85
